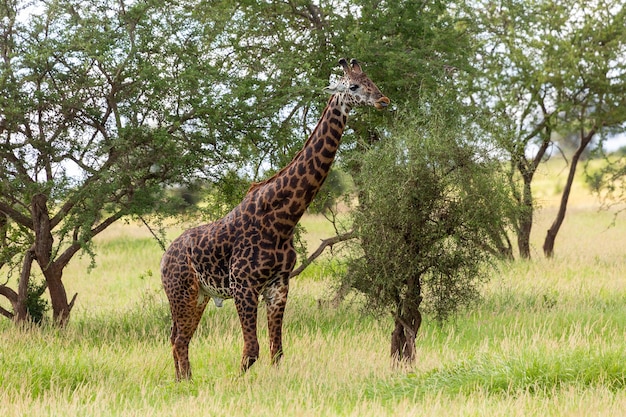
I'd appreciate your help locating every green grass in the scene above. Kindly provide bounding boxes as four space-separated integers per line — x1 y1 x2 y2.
1 161 626 415
2 265 624 416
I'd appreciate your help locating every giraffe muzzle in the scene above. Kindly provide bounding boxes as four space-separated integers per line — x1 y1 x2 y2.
375 96 391 110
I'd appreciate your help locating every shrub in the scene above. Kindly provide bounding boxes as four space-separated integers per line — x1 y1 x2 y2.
346 105 514 362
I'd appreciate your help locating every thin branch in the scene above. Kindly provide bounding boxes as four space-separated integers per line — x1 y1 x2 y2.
140 216 166 251
290 230 355 278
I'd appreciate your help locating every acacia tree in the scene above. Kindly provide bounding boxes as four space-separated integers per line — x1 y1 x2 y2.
201 0 352 178
0 0 236 324
346 102 513 362
469 0 626 258
538 0 626 256
340 0 473 172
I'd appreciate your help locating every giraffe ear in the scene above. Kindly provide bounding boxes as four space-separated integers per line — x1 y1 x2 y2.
324 58 352 94
350 59 362 74
339 58 351 74
323 82 346 95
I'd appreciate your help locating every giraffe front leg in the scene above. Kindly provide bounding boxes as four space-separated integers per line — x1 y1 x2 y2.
264 280 290 365
233 287 260 373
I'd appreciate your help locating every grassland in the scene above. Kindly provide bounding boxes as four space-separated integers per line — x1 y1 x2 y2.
1 159 625 416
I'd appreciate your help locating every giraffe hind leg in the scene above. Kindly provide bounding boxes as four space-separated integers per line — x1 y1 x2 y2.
170 323 180 378
233 286 261 373
169 299 208 381
163 266 208 381
171 324 192 381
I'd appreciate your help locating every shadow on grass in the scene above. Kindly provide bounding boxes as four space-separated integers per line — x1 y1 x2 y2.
366 349 626 401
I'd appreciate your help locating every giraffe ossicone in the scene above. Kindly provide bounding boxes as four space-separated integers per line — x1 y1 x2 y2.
161 58 389 381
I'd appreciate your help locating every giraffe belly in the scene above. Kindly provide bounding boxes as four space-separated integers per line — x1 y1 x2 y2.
198 275 232 308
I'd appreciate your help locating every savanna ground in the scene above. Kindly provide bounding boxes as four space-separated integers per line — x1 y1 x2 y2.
1 160 625 416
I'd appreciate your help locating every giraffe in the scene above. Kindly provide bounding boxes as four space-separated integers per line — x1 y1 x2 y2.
161 58 389 380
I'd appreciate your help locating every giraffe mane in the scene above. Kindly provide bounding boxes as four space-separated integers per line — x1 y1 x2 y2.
246 95 335 195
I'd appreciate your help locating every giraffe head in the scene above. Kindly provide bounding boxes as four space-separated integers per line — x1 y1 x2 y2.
324 58 390 110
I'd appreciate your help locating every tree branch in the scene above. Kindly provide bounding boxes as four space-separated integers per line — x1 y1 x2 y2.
0 284 17 320
0 284 18 304
68 292 78 312
290 230 355 278
0 305 14 320
0 201 33 229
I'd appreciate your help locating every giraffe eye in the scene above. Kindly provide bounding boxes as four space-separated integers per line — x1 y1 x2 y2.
349 84 359 91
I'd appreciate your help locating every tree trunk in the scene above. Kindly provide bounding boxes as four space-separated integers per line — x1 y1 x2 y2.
489 225 515 260
517 209 532 260
390 310 422 363
15 249 35 322
44 264 73 325
517 162 537 259
513 125 552 259
31 194 73 325
543 131 595 258
390 286 422 363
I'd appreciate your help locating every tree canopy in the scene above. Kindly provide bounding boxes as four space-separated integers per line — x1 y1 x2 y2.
0 0 238 322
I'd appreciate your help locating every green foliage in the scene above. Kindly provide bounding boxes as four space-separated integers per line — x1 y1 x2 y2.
197 0 351 177
0 0 242 321
26 279 49 325
201 170 251 221
352 0 472 101
341 0 474 176
347 102 513 324
584 153 626 212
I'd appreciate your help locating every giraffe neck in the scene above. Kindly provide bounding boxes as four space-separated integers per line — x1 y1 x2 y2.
250 94 350 236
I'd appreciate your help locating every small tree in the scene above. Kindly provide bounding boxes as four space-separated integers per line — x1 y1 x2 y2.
346 105 513 363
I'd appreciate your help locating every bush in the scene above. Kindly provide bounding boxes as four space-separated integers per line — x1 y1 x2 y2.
346 104 514 362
